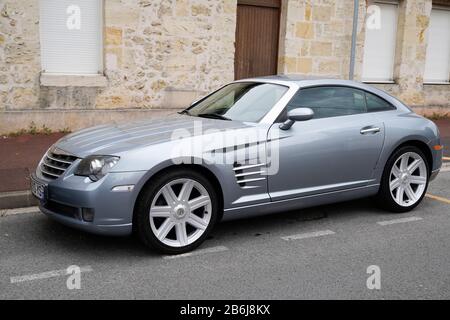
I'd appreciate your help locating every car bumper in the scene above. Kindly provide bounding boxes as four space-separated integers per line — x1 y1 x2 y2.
32 171 147 236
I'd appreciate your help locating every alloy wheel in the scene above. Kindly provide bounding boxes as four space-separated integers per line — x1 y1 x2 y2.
149 178 212 248
389 152 427 207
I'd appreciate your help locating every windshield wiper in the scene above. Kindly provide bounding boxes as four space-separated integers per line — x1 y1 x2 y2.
178 110 192 116
197 113 232 121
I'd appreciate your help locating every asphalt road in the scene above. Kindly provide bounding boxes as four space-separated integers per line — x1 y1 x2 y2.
1 170 449 300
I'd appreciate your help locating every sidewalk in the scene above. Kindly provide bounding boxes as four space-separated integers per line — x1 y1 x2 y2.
0 119 449 208
435 119 450 156
0 133 65 208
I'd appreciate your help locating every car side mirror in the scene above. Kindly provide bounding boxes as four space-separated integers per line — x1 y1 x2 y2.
279 108 314 130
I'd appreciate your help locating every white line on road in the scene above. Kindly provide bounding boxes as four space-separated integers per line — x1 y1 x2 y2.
281 230 335 241
377 216 423 226
0 206 39 218
163 246 229 260
10 266 93 284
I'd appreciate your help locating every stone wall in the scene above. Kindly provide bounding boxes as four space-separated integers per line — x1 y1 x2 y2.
100 0 237 109
278 0 361 78
0 0 237 133
360 0 434 107
0 0 449 134
0 0 41 112
278 0 449 110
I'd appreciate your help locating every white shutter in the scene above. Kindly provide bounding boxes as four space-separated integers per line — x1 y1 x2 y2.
424 9 450 83
362 2 398 82
40 0 103 74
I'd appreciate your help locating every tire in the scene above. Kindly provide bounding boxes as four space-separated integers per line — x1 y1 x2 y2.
135 168 219 254
376 146 430 213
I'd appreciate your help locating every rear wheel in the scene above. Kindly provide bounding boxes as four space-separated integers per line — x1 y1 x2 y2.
376 146 429 213
135 169 219 254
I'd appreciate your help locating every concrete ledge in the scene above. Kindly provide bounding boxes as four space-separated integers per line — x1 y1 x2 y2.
412 106 449 117
0 191 37 210
0 108 180 135
0 206 39 218
40 73 108 87
162 87 207 109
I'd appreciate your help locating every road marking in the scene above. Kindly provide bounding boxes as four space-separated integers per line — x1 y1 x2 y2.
426 193 450 205
10 266 93 284
0 206 39 218
377 216 423 226
163 246 229 260
281 230 335 241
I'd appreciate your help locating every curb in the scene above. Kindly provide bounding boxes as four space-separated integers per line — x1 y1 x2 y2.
0 206 39 218
0 190 38 210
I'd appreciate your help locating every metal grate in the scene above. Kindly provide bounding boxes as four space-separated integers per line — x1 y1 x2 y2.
43 200 80 220
233 162 266 188
40 148 77 180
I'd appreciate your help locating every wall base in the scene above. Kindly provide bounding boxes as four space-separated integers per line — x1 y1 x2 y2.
0 106 449 135
0 108 180 135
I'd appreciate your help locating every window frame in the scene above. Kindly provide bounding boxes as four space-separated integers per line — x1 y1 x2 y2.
423 6 450 85
361 0 399 84
277 85 397 122
39 0 106 87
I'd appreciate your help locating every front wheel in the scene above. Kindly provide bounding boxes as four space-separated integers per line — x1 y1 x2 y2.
135 169 219 254
376 146 429 213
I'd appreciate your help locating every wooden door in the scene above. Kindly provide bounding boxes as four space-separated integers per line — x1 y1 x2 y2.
234 0 281 80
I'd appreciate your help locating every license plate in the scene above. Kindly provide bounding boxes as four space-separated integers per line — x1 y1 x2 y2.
31 177 47 201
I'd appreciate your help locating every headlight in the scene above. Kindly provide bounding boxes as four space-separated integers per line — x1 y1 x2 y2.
75 155 120 181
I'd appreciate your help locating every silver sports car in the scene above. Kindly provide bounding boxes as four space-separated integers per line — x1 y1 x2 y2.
31 76 443 254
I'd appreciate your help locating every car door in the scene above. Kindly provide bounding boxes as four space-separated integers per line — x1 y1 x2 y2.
267 86 385 201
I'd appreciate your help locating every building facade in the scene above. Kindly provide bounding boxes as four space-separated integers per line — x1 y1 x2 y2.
0 0 449 134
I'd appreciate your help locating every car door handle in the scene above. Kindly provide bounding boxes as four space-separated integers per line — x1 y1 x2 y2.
360 127 381 135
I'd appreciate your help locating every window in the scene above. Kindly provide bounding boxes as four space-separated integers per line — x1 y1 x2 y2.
286 87 367 119
39 0 103 74
188 83 288 122
365 92 395 112
424 8 450 83
362 2 398 82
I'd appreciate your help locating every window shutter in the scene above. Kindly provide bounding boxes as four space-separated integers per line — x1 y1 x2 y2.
424 9 450 83
39 0 103 74
362 2 398 82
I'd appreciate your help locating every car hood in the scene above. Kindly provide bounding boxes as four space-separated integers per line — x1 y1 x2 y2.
55 114 256 158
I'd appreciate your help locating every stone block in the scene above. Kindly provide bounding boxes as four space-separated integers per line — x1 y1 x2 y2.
296 22 314 39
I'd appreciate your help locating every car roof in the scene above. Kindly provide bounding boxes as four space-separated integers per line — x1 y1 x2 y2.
257 74 336 82
235 74 411 112
239 74 360 87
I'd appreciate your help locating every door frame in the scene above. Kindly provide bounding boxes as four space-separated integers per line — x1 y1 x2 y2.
237 0 281 8
235 0 282 80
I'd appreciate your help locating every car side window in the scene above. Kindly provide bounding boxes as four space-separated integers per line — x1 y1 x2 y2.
286 86 367 120
365 92 396 112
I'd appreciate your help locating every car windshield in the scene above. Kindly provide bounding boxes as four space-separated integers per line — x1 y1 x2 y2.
187 82 288 122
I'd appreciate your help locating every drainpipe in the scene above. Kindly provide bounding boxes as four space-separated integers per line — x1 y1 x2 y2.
349 0 359 80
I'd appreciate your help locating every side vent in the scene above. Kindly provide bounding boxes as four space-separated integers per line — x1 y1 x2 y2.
233 162 266 188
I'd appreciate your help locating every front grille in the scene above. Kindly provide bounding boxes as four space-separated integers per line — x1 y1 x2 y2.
43 200 81 220
40 148 78 180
